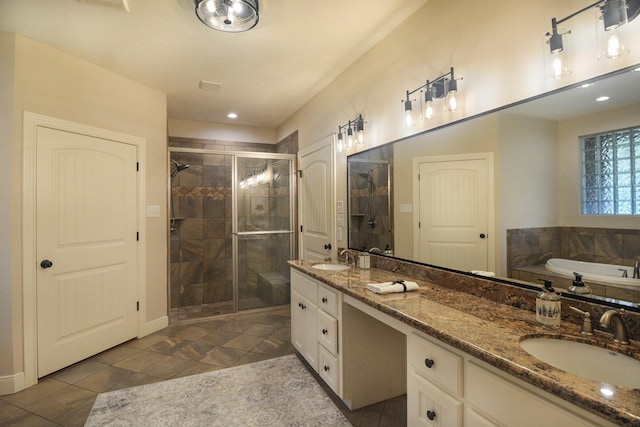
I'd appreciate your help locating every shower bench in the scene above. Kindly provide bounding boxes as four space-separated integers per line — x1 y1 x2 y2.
257 272 290 305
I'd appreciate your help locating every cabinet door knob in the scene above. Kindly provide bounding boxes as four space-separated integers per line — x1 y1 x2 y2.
426 410 436 421
323 365 330 372
424 358 435 368
322 328 328 335
322 297 328 303
324 243 332 250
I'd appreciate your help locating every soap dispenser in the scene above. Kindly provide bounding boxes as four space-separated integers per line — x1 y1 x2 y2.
536 279 561 329
568 272 591 295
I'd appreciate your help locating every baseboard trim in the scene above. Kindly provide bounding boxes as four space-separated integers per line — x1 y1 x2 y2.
141 315 168 337
0 371 25 395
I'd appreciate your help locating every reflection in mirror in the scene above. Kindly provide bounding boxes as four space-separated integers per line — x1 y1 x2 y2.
347 65 640 310
347 144 393 254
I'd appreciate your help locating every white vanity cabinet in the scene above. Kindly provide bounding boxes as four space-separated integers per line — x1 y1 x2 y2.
408 331 617 427
290 269 342 395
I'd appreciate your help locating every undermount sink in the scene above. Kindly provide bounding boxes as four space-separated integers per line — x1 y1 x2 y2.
520 337 640 388
311 263 351 271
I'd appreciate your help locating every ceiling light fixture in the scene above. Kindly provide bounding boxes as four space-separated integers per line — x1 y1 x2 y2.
336 115 366 153
195 0 259 33
402 67 462 126
227 112 238 118
544 0 640 78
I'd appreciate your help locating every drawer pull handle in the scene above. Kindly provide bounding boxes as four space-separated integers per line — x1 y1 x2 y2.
323 365 330 372
322 297 328 303
426 410 436 421
424 358 434 368
322 328 328 335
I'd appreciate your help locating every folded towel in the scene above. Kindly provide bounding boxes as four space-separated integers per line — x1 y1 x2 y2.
366 280 419 294
470 270 496 277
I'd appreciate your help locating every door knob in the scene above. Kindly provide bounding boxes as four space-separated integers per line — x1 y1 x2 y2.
324 243 332 250
479 233 486 239
40 259 53 269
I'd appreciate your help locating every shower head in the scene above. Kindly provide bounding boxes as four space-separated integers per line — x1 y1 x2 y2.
170 159 190 178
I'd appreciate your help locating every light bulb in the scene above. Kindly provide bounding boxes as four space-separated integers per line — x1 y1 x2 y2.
552 53 565 78
347 128 354 148
445 90 458 112
337 139 344 152
404 97 413 127
606 32 628 58
357 130 364 144
424 101 434 120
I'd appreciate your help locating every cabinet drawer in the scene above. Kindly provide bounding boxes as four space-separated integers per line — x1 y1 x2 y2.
466 361 600 427
408 332 462 396
408 370 462 427
318 345 340 394
318 284 339 318
317 309 338 354
291 269 318 305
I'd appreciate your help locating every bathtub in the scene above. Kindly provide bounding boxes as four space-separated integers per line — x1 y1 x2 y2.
545 258 639 288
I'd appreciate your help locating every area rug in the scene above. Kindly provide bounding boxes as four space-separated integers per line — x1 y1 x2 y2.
85 354 352 426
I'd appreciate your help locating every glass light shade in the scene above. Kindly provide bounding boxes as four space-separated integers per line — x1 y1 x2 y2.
347 127 354 148
356 129 364 144
597 2 630 60
337 132 344 152
544 29 571 79
404 99 414 127
195 0 259 32
424 100 435 120
599 29 630 59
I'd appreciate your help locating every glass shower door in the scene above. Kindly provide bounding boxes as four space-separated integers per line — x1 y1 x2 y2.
235 156 294 311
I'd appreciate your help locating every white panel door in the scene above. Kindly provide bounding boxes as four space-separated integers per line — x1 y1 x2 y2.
36 126 138 377
299 140 334 260
417 158 489 272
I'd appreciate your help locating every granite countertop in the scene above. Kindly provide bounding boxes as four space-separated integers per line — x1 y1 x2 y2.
289 260 640 426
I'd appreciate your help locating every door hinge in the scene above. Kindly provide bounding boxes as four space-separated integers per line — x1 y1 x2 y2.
297 170 303 178
136 301 140 311
136 162 139 171
136 232 139 241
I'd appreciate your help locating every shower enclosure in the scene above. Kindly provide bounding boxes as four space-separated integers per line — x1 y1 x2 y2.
348 151 393 253
169 148 295 320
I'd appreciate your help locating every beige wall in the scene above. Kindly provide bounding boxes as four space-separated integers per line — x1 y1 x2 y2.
276 0 640 252
168 118 277 144
1 33 168 380
0 32 17 379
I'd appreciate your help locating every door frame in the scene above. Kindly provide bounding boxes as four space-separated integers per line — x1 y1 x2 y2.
297 133 336 260
412 152 495 272
22 112 146 389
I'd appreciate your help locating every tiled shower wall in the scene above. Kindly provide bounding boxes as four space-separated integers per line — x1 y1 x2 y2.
349 145 393 252
169 133 297 321
507 226 640 276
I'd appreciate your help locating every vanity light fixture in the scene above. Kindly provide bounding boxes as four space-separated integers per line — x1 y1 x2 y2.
336 115 366 153
545 0 640 78
402 67 462 126
195 0 259 33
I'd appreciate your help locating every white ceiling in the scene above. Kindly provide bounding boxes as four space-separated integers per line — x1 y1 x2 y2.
0 0 429 128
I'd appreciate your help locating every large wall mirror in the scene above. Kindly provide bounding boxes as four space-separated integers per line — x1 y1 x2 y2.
348 65 640 310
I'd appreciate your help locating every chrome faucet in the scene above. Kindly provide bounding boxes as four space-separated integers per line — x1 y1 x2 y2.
599 310 630 345
339 249 356 266
633 261 639 279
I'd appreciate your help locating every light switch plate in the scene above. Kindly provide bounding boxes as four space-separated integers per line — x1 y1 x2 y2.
336 200 344 214
337 213 344 226
400 204 413 213
146 205 161 217
336 226 343 241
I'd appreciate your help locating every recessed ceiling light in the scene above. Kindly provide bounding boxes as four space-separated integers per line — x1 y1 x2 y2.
580 82 597 88
596 96 610 102
227 113 238 119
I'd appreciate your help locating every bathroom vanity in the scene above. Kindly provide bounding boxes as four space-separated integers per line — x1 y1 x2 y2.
289 260 640 426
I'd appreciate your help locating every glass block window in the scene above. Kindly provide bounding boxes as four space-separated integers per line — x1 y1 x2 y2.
581 126 639 215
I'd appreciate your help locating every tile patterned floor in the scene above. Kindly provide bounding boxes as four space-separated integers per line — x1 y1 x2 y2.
0 307 406 427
